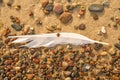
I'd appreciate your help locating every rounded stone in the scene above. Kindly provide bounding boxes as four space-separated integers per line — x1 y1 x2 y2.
45 3 54 12
88 4 104 12
100 51 108 56
65 77 71 80
53 3 63 14
59 12 72 24
62 61 69 70
41 0 49 8
78 23 86 30
11 23 22 31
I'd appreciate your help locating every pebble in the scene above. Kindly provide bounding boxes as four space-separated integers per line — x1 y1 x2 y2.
63 71 71 77
59 12 72 24
93 43 103 50
79 23 86 30
65 77 71 80
41 0 49 8
88 4 104 12
7 0 14 7
114 43 120 50
102 0 110 7
62 61 69 70
53 3 63 14
45 3 54 12
108 48 116 55
101 26 106 34
14 5 21 10
27 74 34 80
74 23 86 30
100 51 108 56
1 28 11 36
11 23 22 31
92 14 99 20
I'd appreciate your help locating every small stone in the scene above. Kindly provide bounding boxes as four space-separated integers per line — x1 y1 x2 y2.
45 3 54 12
65 77 71 80
53 3 63 14
101 26 106 34
41 0 49 8
59 12 72 24
29 12 34 17
32 58 39 64
93 14 99 20
14 5 21 10
27 74 34 80
1 28 11 36
118 35 120 40
66 4 74 10
88 4 104 12
93 43 103 50
85 65 90 70
102 1 110 7
14 66 21 71
100 51 108 56
114 43 120 50
78 23 86 30
78 10 85 16
109 48 116 55
7 0 14 7
64 71 72 77
11 23 22 31
62 61 69 70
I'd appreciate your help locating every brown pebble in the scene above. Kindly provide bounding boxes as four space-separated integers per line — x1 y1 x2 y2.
27 74 34 80
59 12 72 24
79 23 86 30
29 12 34 17
62 61 69 70
93 14 98 20
118 35 120 40
32 58 39 64
53 3 63 14
1 28 11 36
41 0 49 8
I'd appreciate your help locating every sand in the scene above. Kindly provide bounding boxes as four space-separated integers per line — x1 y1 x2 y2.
0 0 120 45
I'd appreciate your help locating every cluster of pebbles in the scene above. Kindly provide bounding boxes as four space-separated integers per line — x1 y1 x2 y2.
0 0 120 80
0 43 120 80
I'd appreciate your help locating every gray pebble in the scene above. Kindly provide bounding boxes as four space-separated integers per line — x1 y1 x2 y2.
88 4 104 12
11 23 22 31
114 43 120 50
45 3 54 12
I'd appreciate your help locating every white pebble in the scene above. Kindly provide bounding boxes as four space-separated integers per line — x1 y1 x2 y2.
101 26 106 34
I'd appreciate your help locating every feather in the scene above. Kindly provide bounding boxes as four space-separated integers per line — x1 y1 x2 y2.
8 32 109 48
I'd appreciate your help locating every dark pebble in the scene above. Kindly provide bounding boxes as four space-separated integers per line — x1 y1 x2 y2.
93 14 99 20
45 3 54 12
7 0 14 7
11 23 22 31
93 43 103 50
0 0 3 3
88 4 104 12
114 43 120 50
78 23 86 30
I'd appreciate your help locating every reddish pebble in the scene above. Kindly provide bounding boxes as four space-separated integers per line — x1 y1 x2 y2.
32 58 39 64
53 3 63 14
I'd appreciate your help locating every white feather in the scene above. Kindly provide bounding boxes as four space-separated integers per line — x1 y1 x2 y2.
8 32 109 48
